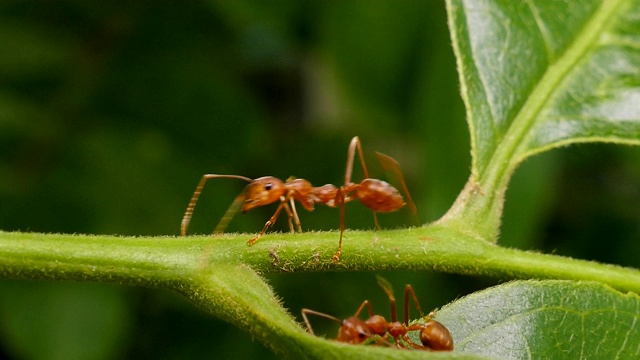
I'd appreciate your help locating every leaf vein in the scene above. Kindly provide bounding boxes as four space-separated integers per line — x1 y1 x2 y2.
524 0 555 64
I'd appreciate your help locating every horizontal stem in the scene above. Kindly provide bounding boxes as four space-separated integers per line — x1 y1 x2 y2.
1 229 638 293
1 229 638 359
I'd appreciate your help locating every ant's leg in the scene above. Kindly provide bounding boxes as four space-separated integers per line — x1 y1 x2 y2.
375 152 418 221
213 193 245 234
401 335 429 350
404 284 426 325
301 308 341 335
334 137 359 261
288 197 302 232
352 300 375 318
372 334 394 347
372 212 381 230
332 187 346 262
181 174 251 236
281 200 296 233
247 198 287 245
390 335 405 348
345 136 381 229
283 199 302 233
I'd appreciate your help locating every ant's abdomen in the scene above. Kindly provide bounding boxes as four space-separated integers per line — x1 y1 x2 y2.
356 179 405 213
420 320 454 351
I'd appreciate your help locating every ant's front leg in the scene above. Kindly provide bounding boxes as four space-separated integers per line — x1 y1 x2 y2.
352 299 375 318
181 174 251 236
247 197 291 245
301 308 341 336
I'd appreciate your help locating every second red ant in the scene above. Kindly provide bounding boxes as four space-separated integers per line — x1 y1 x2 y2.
301 276 454 351
180 136 416 261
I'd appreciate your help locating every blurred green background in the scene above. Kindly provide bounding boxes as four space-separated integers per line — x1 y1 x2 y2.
1 1 639 359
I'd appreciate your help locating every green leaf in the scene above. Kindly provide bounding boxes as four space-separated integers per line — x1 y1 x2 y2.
434 280 640 359
443 0 640 240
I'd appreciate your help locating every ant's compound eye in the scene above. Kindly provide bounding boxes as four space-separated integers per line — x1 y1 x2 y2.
265 183 273 191
358 331 367 339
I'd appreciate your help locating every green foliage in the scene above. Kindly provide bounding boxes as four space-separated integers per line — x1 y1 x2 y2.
442 0 640 240
0 1 640 359
426 281 640 358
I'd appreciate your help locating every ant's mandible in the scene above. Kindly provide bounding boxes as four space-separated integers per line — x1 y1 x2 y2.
180 136 416 261
301 276 454 351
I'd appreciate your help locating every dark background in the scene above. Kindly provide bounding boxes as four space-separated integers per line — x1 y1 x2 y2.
1 1 639 359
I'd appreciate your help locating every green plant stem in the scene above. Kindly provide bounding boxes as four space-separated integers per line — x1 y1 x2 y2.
0 230 500 359
1 228 638 358
1 229 639 293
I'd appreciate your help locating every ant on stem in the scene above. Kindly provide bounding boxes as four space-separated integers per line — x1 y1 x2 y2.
180 136 416 261
301 276 454 351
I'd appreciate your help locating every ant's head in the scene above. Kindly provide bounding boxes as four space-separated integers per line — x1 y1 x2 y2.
336 317 374 344
241 176 285 212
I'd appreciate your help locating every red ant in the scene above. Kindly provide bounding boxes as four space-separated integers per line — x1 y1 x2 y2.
301 276 453 351
180 136 416 261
